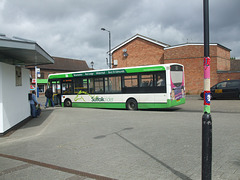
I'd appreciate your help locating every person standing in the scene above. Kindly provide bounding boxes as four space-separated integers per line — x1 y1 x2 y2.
45 87 55 108
30 90 40 118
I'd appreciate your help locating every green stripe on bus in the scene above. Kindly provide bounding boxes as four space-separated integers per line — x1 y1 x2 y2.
125 66 165 73
49 66 166 79
67 98 185 109
72 69 127 78
138 98 185 109
72 102 126 109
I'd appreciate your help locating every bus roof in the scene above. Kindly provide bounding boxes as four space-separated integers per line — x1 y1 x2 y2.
48 63 183 79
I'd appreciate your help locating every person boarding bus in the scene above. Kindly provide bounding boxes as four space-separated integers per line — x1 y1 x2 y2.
45 87 55 108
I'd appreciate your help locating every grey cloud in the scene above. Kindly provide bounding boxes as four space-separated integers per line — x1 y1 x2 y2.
1 0 239 69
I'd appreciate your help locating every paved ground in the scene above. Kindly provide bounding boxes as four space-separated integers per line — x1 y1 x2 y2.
0 96 240 180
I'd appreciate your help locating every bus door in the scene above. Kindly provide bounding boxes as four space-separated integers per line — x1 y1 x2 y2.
50 80 61 105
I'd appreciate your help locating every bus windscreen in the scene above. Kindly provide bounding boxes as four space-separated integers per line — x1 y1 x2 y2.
170 65 183 87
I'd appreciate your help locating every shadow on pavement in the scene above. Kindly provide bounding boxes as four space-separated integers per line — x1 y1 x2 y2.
1 108 54 137
21 109 54 129
94 128 192 180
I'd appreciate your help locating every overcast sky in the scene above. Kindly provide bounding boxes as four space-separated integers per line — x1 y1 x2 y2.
1 0 239 69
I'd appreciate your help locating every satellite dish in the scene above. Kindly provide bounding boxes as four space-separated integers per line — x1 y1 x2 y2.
123 49 127 52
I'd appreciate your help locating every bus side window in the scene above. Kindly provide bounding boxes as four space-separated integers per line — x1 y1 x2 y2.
124 75 138 88
153 72 166 93
156 77 164 86
105 76 121 93
88 78 94 94
139 74 153 87
74 78 88 94
155 73 166 87
62 79 74 94
94 77 104 93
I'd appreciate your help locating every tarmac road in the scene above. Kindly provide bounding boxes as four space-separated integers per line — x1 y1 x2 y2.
0 96 240 180
179 95 240 113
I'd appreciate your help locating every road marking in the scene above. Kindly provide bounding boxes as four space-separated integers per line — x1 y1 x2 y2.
0 153 116 180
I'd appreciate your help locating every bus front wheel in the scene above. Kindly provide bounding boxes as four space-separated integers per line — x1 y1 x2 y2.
64 99 72 107
126 99 138 110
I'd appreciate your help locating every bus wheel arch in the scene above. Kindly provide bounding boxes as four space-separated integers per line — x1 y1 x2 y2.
126 98 138 110
64 98 72 107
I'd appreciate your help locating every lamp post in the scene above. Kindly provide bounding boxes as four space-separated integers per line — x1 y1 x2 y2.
202 0 212 179
90 61 94 69
35 66 38 98
101 28 111 69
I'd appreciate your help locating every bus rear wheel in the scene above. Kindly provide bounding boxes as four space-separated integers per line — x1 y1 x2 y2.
126 99 138 110
64 99 72 107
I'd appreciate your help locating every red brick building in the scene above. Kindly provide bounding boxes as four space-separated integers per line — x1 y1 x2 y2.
111 34 239 94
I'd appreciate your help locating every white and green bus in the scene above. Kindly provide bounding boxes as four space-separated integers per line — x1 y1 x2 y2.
48 63 185 110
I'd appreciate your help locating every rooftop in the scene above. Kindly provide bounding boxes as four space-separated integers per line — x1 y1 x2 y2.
27 56 90 71
0 34 54 66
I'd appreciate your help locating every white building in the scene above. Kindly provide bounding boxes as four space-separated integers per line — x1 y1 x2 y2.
0 35 54 135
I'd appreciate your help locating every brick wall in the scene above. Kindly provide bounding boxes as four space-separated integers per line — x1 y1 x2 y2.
216 47 230 71
112 36 235 94
164 45 221 94
230 59 240 71
217 57 230 71
218 71 240 82
112 38 164 68
217 51 240 82
164 44 205 59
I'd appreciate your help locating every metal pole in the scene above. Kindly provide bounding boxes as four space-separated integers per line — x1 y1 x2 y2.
202 0 212 179
35 66 38 99
101 28 112 69
109 31 111 69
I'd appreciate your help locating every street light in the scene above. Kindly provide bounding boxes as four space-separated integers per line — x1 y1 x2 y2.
101 28 111 69
202 0 212 179
90 61 94 69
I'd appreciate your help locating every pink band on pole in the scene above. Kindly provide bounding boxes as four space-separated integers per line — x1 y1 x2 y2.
204 57 210 79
